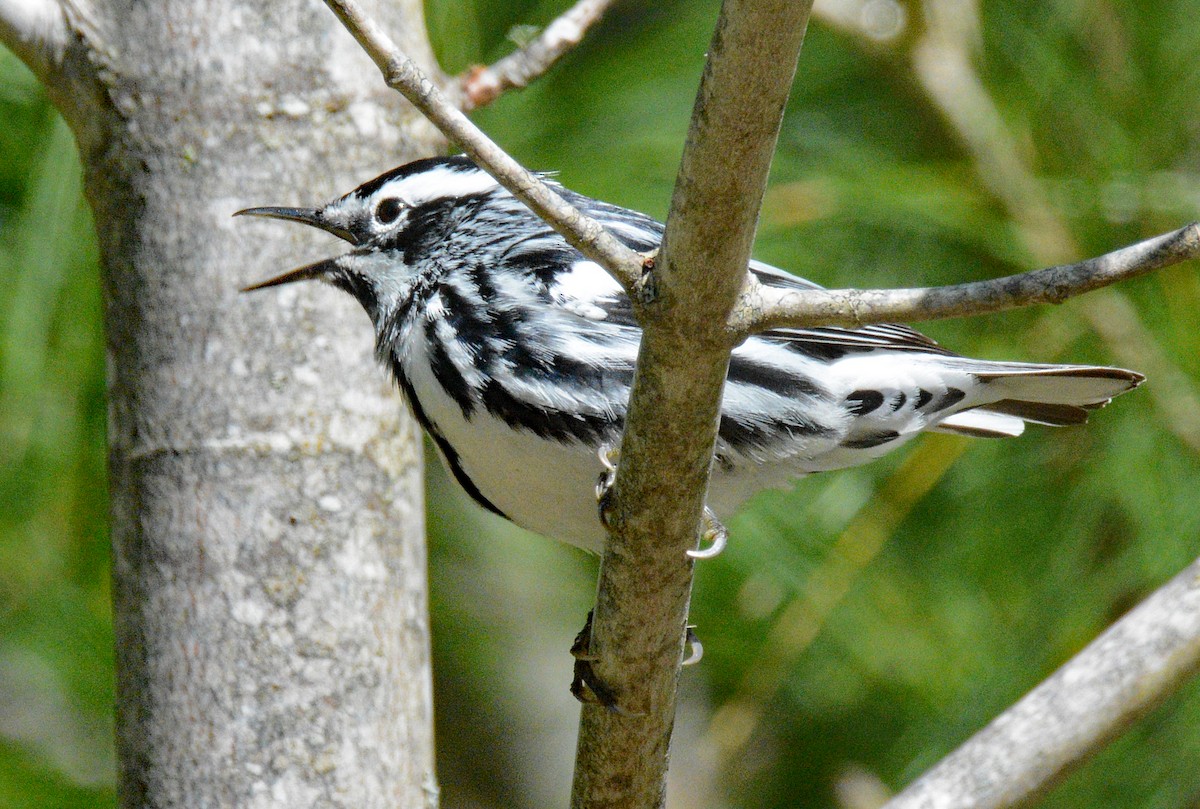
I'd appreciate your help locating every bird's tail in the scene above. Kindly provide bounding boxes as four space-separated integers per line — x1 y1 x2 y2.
934 362 1144 438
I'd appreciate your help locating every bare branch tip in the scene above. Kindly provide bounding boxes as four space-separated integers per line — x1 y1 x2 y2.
1182 221 1200 250
460 65 500 110
456 0 615 110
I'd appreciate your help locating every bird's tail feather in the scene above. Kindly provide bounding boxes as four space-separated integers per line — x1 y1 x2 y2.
933 362 1143 439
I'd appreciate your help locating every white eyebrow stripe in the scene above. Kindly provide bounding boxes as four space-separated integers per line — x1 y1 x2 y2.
384 166 501 205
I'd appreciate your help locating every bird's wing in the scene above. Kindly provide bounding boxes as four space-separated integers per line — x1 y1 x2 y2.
513 195 951 360
747 261 954 357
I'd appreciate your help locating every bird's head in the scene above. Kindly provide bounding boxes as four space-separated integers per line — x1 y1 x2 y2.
236 155 498 321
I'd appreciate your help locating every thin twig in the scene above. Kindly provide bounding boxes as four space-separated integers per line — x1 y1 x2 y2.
321 0 646 292
460 0 616 110
884 554 1200 809
732 222 1200 335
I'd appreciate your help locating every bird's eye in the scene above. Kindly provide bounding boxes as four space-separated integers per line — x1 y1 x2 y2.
375 198 403 225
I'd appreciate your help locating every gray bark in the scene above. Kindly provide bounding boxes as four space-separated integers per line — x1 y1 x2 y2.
2 1 443 806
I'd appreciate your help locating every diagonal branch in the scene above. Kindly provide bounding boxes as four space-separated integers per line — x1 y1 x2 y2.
459 0 616 110
321 0 646 292
884 554 1200 809
732 222 1200 334
0 0 69 85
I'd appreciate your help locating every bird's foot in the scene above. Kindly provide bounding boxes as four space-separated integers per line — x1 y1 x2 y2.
688 508 728 559
595 444 620 528
569 612 705 707
569 610 623 710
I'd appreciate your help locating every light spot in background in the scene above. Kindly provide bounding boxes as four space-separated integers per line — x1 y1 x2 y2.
859 0 907 41
815 0 907 43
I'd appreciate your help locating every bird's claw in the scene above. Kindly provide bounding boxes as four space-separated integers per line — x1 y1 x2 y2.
595 444 619 499
570 610 600 662
569 610 623 710
688 508 728 559
569 612 703 708
595 444 620 528
683 625 703 666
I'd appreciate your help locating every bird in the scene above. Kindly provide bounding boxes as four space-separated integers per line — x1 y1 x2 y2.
237 154 1144 555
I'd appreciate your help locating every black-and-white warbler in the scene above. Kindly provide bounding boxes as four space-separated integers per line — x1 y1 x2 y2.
239 155 1143 553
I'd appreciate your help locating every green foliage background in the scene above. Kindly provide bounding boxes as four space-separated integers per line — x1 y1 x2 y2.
2 1 1199 806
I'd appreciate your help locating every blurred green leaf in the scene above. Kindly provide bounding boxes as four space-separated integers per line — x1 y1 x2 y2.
0 51 113 808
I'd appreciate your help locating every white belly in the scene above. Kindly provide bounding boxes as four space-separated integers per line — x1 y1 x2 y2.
403 343 618 551
436 410 614 551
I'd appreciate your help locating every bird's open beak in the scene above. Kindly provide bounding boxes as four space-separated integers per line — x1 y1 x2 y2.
235 206 355 292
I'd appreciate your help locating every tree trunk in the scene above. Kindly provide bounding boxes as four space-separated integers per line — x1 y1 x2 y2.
22 1 443 805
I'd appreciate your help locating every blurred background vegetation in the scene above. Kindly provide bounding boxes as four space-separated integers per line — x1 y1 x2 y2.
3 0 1200 806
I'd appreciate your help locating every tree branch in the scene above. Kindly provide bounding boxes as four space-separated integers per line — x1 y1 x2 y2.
0 0 69 85
732 222 1200 334
884 554 1200 809
320 0 646 292
570 1 814 806
459 0 616 110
